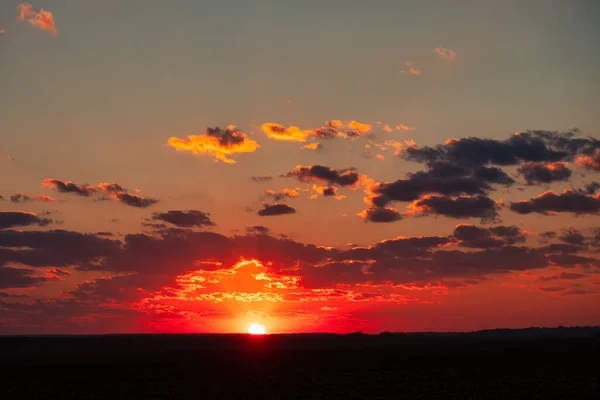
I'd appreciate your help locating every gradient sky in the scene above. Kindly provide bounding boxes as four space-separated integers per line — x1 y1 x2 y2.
1 0 600 334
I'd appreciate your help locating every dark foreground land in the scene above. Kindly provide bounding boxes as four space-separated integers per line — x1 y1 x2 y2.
1 329 600 399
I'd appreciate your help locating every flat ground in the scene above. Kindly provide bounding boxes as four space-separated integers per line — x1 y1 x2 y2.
1 334 599 399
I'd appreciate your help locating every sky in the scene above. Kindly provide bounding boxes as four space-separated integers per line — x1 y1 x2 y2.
1 0 600 334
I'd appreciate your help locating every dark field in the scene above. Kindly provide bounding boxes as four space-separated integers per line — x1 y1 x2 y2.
1 333 599 399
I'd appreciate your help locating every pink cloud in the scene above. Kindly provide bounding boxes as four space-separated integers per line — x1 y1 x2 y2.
17 2 57 36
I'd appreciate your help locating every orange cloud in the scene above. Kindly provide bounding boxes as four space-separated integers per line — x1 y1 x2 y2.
17 2 56 36
434 47 457 60
261 123 312 142
576 149 600 171
263 120 373 142
383 125 393 133
168 126 258 164
376 154 385 161
0 29 5 34
396 124 416 131
400 61 420 75
346 120 371 134
301 143 323 151
310 184 346 200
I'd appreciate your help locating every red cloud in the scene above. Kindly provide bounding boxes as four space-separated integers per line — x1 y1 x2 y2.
17 2 56 36
434 47 456 60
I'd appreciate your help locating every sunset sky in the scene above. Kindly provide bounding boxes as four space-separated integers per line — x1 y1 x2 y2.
1 1 600 334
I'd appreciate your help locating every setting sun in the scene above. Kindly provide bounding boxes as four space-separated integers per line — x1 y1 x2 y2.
248 324 266 335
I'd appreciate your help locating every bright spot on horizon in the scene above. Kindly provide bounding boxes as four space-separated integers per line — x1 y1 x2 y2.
248 323 266 335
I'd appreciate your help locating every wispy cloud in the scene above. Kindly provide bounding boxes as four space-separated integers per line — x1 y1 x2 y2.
434 46 456 60
17 2 57 36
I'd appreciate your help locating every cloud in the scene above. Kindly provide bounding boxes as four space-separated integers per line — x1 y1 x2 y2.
400 62 420 75
396 124 416 131
538 286 565 292
262 120 373 143
302 143 323 151
538 272 586 282
584 181 600 195
44 179 158 208
245 226 270 235
284 165 359 187
261 123 313 142
250 176 273 182
17 2 56 36
97 182 159 208
402 130 599 168
453 224 526 248
406 195 501 222
257 204 297 216
510 190 600 215
309 185 345 200
576 149 600 171
264 188 300 202
43 179 97 197
0 266 52 289
434 47 456 60
168 126 259 164
0 229 119 267
366 163 512 208
517 162 572 184
0 211 53 230
358 207 402 223
151 210 215 227
10 193 55 203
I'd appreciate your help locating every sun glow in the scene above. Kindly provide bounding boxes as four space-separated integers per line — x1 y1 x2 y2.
248 323 266 335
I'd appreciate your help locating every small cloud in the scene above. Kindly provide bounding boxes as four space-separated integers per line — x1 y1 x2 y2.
17 2 57 36
151 210 215 227
264 188 300 202
168 126 259 164
358 207 402 223
400 61 420 75
257 204 297 216
250 176 273 182
301 143 323 151
434 47 457 60
10 193 55 203
396 124 416 131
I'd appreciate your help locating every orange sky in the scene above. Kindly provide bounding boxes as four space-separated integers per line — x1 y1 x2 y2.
1 1 599 334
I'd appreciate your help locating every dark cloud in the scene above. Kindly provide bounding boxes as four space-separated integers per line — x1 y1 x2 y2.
43 179 158 208
0 266 52 289
453 224 525 248
250 176 273 182
257 204 297 216
366 163 513 209
0 212 53 230
402 130 598 167
151 210 215 227
9 193 56 203
359 207 402 223
0 229 119 267
517 162 572 185
43 179 96 196
584 182 600 195
408 195 500 222
558 228 586 246
284 165 359 187
245 226 270 235
538 286 565 292
510 190 600 215
538 272 586 282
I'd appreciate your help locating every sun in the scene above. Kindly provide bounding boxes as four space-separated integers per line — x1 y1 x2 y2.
248 323 266 335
